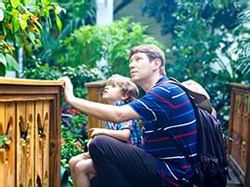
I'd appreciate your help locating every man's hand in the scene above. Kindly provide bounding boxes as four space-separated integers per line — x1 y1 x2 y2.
58 76 75 103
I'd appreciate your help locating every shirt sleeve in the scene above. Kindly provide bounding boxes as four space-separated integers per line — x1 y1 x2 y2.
128 87 171 123
116 120 132 130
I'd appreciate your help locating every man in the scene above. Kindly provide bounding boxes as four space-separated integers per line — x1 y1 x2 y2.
60 44 197 187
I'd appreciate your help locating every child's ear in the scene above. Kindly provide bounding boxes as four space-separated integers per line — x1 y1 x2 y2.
121 94 129 101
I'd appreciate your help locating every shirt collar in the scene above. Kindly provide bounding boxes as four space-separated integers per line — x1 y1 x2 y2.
153 76 169 88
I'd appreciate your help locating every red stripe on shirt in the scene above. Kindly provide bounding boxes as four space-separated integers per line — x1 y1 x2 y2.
150 92 190 109
174 130 197 139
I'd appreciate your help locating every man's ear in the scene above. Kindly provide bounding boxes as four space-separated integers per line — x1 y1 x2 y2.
152 58 162 71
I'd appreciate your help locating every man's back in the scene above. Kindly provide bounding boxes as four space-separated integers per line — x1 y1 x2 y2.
129 76 198 185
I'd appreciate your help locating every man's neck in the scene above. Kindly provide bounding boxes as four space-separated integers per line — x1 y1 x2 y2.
140 75 164 92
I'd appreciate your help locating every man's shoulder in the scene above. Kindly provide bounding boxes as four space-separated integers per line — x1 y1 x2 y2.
151 81 185 97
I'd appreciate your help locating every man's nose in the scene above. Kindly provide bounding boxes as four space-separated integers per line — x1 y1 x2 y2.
129 61 135 68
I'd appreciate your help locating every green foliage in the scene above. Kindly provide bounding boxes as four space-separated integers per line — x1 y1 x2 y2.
28 0 96 68
61 127 85 162
61 111 88 187
60 18 162 77
143 0 249 127
57 0 96 26
142 0 177 34
0 0 63 76
233 6 250 81
24 63 103 99
142 0 244 34
0 135 10 149
24 62 62 80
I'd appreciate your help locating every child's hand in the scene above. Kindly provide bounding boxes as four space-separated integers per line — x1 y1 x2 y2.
88 128 104 138
82 152 91 159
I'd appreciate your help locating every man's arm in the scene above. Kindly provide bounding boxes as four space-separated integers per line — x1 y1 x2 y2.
59 77 140 122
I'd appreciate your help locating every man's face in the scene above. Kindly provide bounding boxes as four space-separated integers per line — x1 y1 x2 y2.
129 52 153 84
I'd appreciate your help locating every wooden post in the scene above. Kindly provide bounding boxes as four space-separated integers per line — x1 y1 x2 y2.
85 80 106 130
228 83 250 186
0 78 63 187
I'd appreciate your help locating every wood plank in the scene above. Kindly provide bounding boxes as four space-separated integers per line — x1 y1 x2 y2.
5 102 16 187
241 95 248 172
85 83 105 130
244 94 250 187
0 95 56 102
0 77 64 86
16 102 26 187
35 101 44 187
49 96 61 187
0 86 63 95
43 101 50 187
0 102 6 187
26 102 35 187
16 102 35 187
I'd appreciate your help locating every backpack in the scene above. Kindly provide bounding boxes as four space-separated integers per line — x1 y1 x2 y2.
168 78 229 187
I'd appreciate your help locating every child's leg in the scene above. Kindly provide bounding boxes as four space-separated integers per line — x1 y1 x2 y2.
74 158 96 187
69 153 85 186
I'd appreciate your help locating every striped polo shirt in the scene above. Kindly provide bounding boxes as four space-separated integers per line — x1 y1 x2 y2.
129 76 197 186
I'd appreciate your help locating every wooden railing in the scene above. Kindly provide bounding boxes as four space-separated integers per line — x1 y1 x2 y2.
228 83 250 186
0 78 63 187
85 80 106 130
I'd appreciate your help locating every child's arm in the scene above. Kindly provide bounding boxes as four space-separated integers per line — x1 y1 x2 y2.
89 128 130 142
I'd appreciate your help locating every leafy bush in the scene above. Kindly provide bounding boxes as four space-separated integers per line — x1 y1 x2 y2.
0 1 63 76
30 0 96 68
60 18 162 77
60 105 89 187
143 0 249 129
24 62 103 98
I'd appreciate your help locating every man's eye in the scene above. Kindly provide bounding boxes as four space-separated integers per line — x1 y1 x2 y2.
135 57 141 61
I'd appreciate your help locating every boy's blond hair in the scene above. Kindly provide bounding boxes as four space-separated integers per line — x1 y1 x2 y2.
105 74 139 103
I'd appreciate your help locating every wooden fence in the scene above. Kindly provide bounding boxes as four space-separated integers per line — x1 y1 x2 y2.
0 78 63 187
228 83 250 186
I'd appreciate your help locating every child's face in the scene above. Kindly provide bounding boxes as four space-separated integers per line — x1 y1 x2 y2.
102 82 125 104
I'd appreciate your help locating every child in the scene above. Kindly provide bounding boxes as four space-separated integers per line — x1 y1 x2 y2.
69 74 142 187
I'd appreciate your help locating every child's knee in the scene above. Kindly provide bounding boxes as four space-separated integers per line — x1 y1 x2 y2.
75 160 94 174
75 162 85 173
69 156 78 169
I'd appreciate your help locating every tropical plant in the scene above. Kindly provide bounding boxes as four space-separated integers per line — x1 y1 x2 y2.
60 106 88 187
142 0 248 127
233 5 250 82
60 18 163 77
0 0 63 76
26 0 96 68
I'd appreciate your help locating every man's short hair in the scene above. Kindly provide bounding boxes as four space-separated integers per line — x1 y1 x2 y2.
129 44 166 75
